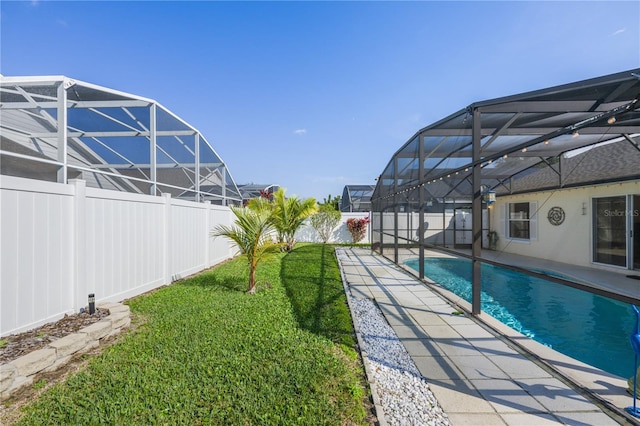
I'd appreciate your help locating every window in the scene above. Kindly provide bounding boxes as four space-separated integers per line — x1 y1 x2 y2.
506 202 537 240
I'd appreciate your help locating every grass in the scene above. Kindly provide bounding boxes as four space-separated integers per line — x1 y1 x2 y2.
31 380 46 391
281 244 356 352
14 244 368 425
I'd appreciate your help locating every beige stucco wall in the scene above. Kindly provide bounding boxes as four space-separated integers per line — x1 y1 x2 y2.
490 180 640 271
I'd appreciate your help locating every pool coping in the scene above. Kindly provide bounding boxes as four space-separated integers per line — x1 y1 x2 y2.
421 279 637 424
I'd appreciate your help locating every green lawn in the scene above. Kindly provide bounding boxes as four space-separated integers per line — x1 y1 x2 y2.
15 244 369 425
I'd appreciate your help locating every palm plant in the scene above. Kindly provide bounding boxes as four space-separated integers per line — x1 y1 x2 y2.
270 188 317 252
246 195 274 215
211 206 281 294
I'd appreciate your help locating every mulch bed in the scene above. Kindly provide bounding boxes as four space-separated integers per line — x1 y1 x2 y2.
0 308 110 364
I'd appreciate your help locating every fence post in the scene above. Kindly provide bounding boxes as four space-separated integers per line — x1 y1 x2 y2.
205 201 212 269
70 179 86 311
163 193 172 284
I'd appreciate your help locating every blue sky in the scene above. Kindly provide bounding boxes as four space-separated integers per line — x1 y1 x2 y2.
1 1 639 201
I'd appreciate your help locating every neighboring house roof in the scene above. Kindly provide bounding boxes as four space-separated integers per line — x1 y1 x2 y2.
237 184 280 201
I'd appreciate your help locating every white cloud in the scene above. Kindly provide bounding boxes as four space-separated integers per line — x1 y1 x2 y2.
56 19 68 27
611 28 625 36
293 128 307 135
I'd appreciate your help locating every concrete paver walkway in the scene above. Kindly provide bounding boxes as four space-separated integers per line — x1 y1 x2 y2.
337 247 638 425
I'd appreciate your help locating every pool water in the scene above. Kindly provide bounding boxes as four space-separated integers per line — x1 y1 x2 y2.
404 257 636 379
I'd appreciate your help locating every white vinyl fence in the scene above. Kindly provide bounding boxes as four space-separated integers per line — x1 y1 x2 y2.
295 212 371 244
1 176 235 336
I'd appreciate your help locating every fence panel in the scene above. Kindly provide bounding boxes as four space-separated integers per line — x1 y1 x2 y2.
82 186 166 310
1 177 75 335
295 212 371 244
1 176 235 336
208 205 235 266
169 198 208 281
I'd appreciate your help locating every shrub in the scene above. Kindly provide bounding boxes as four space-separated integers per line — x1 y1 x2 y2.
309 205 341 243
346 217 370 243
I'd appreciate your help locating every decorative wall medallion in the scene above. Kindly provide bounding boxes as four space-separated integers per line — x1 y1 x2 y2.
547 206 565 226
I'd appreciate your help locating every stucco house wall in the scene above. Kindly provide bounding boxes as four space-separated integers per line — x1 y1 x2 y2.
490 180 640 271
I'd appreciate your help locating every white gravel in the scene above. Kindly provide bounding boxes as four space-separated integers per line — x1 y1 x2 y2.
338 250 451 425
348 297 452 426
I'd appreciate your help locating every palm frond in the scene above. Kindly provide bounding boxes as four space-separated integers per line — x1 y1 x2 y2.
211 206 282 292
269 188 317 248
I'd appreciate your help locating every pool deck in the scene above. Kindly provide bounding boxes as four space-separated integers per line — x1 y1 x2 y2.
337 247 639 425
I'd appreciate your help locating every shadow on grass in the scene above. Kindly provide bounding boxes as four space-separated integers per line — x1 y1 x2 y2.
181 272 246 292
281 244 355 348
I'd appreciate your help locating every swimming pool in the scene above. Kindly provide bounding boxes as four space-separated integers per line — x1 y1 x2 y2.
404 257 635 379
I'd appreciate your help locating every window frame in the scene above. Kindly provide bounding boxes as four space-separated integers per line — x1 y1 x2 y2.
503 201 538 242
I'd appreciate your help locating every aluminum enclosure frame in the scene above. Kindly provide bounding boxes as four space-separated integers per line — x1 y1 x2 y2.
0 76 242 205
341 184 375 212
372 69 640 313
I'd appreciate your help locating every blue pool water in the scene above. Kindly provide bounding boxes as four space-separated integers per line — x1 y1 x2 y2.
404 257 636 378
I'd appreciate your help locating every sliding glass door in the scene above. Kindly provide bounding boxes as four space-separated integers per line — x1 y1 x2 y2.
593 195 640 270
593 196 627 267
